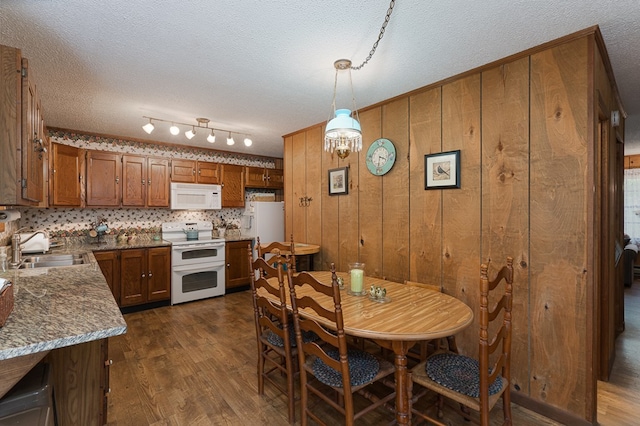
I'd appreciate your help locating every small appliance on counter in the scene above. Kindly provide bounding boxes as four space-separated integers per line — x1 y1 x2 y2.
19 232 50 254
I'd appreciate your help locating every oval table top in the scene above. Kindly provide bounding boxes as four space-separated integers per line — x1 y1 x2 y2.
267 271 474 341
278 243 320 255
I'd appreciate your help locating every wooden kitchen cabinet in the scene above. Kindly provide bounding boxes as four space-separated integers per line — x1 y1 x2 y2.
86 150 122 206
225 239 253 290
197 160 220 184
0 44 47 206
221 164 245 207
283 126 323 261
120 246 171 307
171 159 197 183
171 159 220 185
96 246 170 307
50 142 84 206
48 338 110 426
245 166 284 189
122 154 170 207
94 250 121 305
626 155 640 169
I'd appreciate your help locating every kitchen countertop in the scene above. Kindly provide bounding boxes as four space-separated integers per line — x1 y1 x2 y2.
0 250 127 361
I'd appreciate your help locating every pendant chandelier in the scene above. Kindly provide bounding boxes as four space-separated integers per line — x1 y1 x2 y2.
324 0 396 159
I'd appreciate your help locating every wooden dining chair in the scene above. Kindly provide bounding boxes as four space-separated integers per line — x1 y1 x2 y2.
247 245 298 424
257 234 297 273
404 281 458 362
286 263 396 426
409 257 514 426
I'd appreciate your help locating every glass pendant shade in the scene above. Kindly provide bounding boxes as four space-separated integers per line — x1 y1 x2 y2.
207 131 216 143
324 109 362 159
185 128 196 139
227 134 235 145
170 124 180 135
142 121 154 134
244 137 252 147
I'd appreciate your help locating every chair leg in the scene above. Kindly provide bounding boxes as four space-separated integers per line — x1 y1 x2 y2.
286 355 296 424
503 391 513 425
257 348 265 395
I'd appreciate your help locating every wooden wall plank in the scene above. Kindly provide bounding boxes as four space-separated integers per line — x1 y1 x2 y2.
441 75 482 354
283 136 293 239
322 132 341 269
338 142 359 272
481 57 531 392
291 132 307 242
409 88 442 285
530 37 590 418
382 98 410 283
305 126 324 269
358 107 383 277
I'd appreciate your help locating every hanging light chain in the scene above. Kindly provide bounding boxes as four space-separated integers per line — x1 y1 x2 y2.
351 0 396 71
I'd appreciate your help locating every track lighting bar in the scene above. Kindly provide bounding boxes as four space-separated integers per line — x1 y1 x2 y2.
142 116 252 146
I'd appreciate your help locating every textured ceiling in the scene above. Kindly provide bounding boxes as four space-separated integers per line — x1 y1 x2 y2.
1 1 639 158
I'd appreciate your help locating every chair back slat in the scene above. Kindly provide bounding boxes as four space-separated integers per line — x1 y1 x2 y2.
287 263 353 396
257 234 297 273
479 256 514 418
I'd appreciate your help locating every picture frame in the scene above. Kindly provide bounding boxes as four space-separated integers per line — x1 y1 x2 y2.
328 167 349 195
424 150 461 190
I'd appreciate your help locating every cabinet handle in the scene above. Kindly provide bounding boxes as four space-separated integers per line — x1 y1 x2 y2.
262 174 267 181
221 183 225 188
141 273 145 278
115 176 120 184
142 179 145 185
147 179 151 185
104 359 113 366
148 271 153 277
193 169 196 175
227 263 230 268
198 169 201 175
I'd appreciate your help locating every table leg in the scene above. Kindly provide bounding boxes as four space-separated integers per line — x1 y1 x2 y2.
375 340 413 425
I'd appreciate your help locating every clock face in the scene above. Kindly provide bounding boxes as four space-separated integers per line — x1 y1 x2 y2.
365 138 396 175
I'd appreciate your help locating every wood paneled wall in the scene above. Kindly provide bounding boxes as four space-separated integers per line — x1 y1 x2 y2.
283 28 624 424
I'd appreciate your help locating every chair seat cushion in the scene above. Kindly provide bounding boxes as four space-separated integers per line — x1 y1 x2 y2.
425 352 503 398
265 325 317 348
312 349 379 388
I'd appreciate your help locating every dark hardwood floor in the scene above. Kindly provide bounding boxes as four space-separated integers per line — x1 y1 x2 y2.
107 283 640 425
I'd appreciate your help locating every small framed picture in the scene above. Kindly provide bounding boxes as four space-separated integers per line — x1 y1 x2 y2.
425 150 461 190
328 167 349 195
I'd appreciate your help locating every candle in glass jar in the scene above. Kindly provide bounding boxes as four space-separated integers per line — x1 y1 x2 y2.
350 268 364 293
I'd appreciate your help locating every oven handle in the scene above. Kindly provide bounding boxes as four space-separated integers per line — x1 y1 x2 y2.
172 243 225 252
172 262 225 273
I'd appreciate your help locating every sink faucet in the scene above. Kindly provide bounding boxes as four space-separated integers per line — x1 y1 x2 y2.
9 229 48 269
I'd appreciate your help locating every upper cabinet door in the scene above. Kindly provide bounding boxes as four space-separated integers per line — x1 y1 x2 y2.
265 168 284 188
122 154 146 207
50 142 83 207
147 157 170 207
86 151 121 206
171 159 196 183
196 161 220 184
245 166 267 187
21 57 44 203
221 164 245 207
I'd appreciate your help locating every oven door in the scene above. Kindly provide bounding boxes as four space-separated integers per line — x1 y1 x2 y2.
171 262 225 304
172 242 225 267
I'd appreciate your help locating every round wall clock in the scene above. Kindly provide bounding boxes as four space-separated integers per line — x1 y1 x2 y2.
365 138 396 176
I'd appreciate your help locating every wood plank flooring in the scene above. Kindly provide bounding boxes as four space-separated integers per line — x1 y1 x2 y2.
107 284 640 425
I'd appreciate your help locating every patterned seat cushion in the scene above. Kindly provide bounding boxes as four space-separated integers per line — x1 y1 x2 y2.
425 352 503 398
265 325 318 348
312 349 380 388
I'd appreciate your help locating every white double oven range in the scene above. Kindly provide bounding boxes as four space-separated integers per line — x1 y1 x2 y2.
162 221 225 305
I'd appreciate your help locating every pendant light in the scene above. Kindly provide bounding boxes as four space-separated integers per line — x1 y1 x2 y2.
185 126 196 140
227 132 235 145
170 123 180 135
323 0 396 159
207 130 216 143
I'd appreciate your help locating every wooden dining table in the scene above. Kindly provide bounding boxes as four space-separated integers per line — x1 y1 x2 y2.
264 270 474 425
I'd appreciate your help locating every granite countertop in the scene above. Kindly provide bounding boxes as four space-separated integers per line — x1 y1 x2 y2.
0 251 126 361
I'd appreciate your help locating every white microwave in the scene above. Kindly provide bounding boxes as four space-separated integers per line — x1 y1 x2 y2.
170 183 222 210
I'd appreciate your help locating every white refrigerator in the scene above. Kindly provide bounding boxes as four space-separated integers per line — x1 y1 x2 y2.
243 201 285 246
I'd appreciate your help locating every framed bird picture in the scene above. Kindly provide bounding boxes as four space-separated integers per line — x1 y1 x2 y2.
424 150 461 189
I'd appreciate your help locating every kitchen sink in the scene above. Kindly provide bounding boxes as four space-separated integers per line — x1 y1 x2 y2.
19 253 89 269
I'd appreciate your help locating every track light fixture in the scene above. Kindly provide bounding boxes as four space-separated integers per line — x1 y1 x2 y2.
142 117 155 134
141 116 252 147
